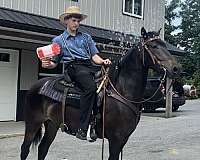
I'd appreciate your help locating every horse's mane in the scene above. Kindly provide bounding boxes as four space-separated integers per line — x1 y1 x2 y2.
144 31 159 39
119 47 137 67
108 46 138 85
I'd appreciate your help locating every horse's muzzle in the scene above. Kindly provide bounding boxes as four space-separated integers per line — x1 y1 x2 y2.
168 65 181 78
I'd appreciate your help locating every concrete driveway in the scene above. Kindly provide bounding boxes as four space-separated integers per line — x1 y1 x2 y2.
0 99 199 160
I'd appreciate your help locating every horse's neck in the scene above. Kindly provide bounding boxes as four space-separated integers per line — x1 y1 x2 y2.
116 49 148 100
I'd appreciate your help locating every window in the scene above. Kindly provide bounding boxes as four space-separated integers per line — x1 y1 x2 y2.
123 0 144 18
0 53 10 62
71 0 78 2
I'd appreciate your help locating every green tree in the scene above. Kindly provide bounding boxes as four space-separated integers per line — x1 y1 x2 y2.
177 0 200 95
165 0 200 95
179 0 200 75
164 0 180 45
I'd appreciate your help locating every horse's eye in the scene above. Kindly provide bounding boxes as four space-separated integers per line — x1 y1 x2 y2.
151 45 158 49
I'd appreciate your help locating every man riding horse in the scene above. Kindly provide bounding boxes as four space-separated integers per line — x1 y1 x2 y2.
21 24 180 159
40 6 111 140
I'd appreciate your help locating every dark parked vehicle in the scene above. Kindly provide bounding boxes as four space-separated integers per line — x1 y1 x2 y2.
143 78 186 112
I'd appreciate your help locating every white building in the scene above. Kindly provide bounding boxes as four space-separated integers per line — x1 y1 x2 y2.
0 0 183 121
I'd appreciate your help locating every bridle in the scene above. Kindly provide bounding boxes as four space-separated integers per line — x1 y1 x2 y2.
140 36 161 65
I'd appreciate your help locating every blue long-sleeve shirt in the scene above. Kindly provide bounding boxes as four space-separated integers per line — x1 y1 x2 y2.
52 30 99 64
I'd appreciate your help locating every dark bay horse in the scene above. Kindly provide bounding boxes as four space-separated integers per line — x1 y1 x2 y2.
20 27 180 160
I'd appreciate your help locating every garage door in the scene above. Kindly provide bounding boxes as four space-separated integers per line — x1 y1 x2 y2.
0 48 19 121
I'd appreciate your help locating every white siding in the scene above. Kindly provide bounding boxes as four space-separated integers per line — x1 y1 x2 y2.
0 48 19 121
32 0 40 14
2 0 11 8
0 0 165 37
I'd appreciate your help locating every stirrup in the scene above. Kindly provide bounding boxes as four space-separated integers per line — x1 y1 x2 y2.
90 127 97 142
60 123 68 132
89 117 98 142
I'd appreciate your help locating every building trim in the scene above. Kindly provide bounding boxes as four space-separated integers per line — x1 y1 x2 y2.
0 35 50 45
0 26 56 38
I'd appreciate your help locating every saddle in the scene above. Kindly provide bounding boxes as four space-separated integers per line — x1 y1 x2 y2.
53 67 103 107
39 65 103 104
54 67 102 91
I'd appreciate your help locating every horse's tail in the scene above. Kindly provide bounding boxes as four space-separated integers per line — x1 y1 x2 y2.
32 127 42 147
24 77 52 148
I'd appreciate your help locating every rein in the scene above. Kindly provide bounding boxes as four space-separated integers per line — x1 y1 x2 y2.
100 67 124 160
107 67 167 103
100 68 109 160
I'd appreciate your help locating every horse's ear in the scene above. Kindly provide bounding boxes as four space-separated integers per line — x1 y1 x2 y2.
141 27 147 38
158 28 162 35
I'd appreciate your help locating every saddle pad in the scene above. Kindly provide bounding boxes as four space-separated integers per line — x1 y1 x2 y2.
39 78 81 107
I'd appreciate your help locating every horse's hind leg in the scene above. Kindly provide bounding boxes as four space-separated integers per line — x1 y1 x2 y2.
20 123 42 160
108 136 129 160
38 120 59 160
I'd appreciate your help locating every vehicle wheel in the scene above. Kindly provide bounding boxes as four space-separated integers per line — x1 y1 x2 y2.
172 106 179 112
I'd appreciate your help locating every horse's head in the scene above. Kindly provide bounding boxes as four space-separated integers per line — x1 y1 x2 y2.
140 27 181 78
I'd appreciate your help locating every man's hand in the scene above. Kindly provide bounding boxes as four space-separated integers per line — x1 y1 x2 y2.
92 54 112 65
40 57 57 69
102 59 112 65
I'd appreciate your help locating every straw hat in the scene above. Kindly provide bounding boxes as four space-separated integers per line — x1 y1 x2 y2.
59 6 87 24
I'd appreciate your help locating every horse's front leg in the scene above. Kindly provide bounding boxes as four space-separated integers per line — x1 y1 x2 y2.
107 135 128 160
